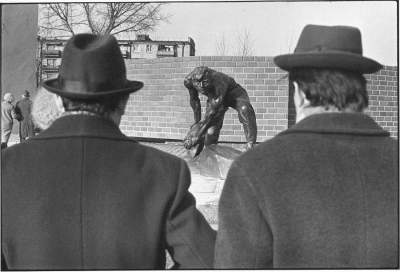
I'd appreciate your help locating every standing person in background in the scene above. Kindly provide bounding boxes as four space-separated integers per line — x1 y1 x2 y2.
15 90 35 142
215 24 398 268
2 33 215 270
1 93 19 149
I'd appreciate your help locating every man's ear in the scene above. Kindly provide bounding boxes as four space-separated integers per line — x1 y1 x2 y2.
293 81 310 108
54 95 65 113
116 95 129 116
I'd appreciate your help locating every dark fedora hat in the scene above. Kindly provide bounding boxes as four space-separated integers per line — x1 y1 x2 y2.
274 24 382 73
42 33 143 99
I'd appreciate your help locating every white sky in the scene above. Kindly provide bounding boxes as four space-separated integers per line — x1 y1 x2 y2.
149 1 398 66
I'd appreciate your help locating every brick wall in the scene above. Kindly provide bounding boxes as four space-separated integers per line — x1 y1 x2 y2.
122 56 398 142
364 67 398 137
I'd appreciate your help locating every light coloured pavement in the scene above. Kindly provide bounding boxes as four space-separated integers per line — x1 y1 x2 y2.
141 141 246 229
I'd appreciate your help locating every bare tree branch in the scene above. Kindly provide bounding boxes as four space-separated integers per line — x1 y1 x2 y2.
215 33 229 56
110 3 166 35
235 28 254 56
111 3 147 31
49 4 75 34
39 3 168 37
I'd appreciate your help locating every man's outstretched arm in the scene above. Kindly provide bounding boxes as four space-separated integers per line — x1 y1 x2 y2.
184 77 201 123
195 80 228 138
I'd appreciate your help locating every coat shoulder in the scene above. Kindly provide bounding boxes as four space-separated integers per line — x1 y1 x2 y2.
236 133 294 167
131 142 184 164
229 133 306 193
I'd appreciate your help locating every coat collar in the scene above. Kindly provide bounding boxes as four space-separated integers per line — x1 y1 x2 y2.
32 114 134 141
280 112 390 137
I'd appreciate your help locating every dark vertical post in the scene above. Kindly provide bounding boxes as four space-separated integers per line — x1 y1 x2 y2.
36 36 41 87
0 4 3 98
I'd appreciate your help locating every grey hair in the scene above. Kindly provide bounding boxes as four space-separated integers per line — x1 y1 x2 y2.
3 93 14 102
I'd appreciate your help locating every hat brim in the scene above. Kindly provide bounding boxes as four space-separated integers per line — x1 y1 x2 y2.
274 51 382 74
42 78 144 99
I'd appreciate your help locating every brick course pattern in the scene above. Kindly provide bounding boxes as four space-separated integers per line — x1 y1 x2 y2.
364 67 398 138
122 56 398 141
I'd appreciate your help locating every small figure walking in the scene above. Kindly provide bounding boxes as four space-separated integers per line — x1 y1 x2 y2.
15 90 35 142
1 93 18 149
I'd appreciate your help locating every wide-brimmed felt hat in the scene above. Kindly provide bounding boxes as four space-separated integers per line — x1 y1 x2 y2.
42 33 143 99
274 24 382 74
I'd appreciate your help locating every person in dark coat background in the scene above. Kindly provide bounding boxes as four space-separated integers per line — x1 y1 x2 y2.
15 90 35 142
2 33 216 270
215 25 398 269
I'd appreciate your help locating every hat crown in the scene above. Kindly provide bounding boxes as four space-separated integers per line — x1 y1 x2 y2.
273 24 382 73
295 25 363 55
42 33 143 98
58 33 127 95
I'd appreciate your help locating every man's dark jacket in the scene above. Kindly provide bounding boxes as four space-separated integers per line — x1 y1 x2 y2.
15 97 34 140
2 115 216 270
215 113 398 269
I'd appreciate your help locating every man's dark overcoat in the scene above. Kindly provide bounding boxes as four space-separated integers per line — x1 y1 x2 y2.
215 112 398 269
2 114 216 270
15 97 34 140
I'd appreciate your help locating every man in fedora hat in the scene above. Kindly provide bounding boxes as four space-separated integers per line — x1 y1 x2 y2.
2 34 215 270
215 25 398 268
15 90 35 142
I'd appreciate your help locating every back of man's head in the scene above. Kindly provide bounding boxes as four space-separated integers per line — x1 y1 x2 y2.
23 90 30 98
274 24 382 115
289 68 368 112
3 93 14 103
41 33 143 123
60 94 128 117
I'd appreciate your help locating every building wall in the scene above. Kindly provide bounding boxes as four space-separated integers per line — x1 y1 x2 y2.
131 43 158 59
129 42 191 59
1 4 39 133
182 44 190 57
364 68 398 137
121 56 398 141
1 4 38 97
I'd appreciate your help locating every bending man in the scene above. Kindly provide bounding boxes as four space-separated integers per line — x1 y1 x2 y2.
183 66 257 150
